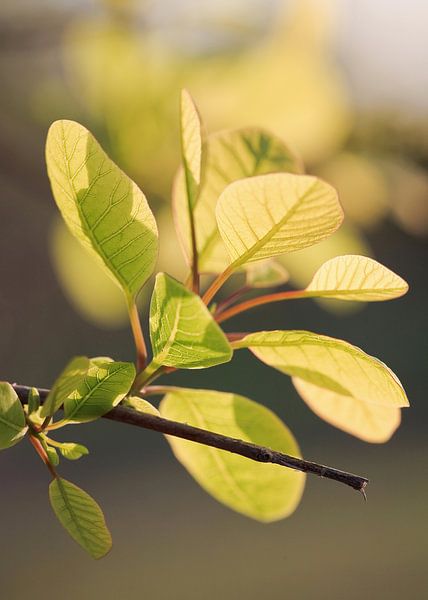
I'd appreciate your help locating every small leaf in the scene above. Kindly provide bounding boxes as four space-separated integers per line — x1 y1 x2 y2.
160 388 304 522
49 477 112 559
180 89 202 209
63 361 135 423
173 127 302 273
233 331 409 408
246 260 289 289
27 387 40 415
41 356 90 418
58 442 90 460
292 377 401 443
45 445 60 466
46 120 158 301
149 273 232 369
124 396 160 416
0 383 28 449
305 255 409 301
216 173 343 269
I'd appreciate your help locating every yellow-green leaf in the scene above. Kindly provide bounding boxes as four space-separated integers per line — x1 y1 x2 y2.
149 273 232 369
124 396 160 416
41 356 90 418
173 128 302 273
0 383 28 449
292 377 401 443
58 442 90 460
246 260 289 289
180 89 202 209
49 477 112 559
233 330 408 408
216 173 343 269
63 361 135 424
305 255 409 301
160 388 304 522
46 119 158 301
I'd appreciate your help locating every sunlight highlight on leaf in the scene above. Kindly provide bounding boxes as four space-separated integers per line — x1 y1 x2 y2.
216 173 343 268
306 255 409 301
173 127 302 273
149 274 232 369
46 120 158 301
293 377 401 442
0 383 28 449
233 331 409 408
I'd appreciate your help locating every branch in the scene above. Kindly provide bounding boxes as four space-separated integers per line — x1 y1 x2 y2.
13 384 368 496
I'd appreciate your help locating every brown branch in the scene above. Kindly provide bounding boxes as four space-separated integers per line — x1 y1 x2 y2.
13 384 368 496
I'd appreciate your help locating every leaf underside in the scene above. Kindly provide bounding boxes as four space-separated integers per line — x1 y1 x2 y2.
161 388 305 522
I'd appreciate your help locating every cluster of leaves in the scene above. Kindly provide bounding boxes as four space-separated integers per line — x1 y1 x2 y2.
0 91 409 559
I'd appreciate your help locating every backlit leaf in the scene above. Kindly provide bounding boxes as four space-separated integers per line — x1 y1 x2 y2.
216 173 343 268
0 383 27 449
246 260 289 289
173 128 302 273
292 377 401 443
124 396 160 416
49 477 112 559
233 331 408 408
149 273 232 369
161 388 304 522
58 442 90 460
41 356 90 418
305 255 409 301
46 120 158 301
63 360 135 424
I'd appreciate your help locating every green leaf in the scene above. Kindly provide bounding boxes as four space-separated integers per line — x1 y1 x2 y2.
180 89 202 210
292 377 401 443
58 442 89 460
124 396 160 416
27 387 40 415
233 331 409 409
149 273 232 369
305 255 409 301
45 445 60 466
49 477 112 559
216 173 343 269
46 119 158 301
63 361 135 424
41 356 90 418
0 383 28 449
160 388 304 522
173 127 302 273
246 260 289 289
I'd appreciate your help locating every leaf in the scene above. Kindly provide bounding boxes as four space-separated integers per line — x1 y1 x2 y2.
305 255 409 301
124 396 160 416
246 260 289 289
292 377 401 443
180 89 202 209
160 388 304 522
233 331 409 408
173 127 303 273
46 445 60 466
58 442 90 460
216 173 343 269
149 273 232 369
0 383 28 449
49 477 112 559
46 119 158 301
27 387 40 415
63 360 135 424
41 356 90 418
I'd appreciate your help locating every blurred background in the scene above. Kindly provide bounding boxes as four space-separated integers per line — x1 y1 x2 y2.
0 0 427 597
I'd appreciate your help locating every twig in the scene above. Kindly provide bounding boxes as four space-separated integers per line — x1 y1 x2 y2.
13 384 369 495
